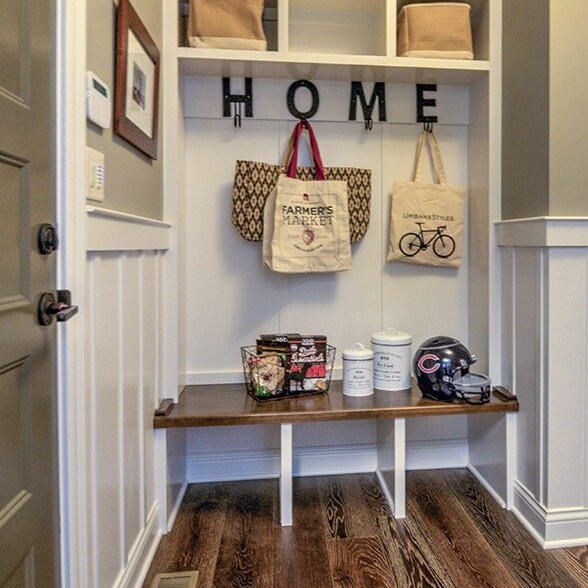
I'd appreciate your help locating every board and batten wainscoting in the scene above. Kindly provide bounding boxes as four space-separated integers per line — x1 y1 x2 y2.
83 207 184 588
498 216 588 548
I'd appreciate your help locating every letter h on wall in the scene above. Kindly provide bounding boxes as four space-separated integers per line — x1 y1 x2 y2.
223 77 253 127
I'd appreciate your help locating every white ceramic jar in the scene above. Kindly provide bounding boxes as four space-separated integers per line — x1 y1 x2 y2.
342 343 374 397
371 328 412 391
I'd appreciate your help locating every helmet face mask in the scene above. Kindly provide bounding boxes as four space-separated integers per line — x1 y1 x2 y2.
413 336 490 404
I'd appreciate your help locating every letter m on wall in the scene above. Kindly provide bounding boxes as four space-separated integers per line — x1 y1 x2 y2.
349 82 386 123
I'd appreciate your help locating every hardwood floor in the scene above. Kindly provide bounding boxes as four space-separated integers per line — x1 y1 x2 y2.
143 470 588 588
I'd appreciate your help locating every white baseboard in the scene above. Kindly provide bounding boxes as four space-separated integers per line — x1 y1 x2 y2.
406 439 468 471
113 502 161 588
186 439 469 483
467 463 506 508
167 480 189 531
512 481 588 548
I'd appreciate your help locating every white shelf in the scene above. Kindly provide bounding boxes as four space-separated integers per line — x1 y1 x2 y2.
177 47 489 84
177 0 491 84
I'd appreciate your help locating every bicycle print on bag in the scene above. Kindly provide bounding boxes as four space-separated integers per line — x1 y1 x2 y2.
399 222 456 259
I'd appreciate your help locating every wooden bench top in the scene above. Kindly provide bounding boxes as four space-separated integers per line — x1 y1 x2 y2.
154 381 519 429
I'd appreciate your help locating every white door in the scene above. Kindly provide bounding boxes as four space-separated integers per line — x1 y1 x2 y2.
0 0 61 586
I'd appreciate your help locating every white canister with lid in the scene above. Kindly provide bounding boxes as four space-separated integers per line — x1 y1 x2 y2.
371 328 412 391
342 343 374 397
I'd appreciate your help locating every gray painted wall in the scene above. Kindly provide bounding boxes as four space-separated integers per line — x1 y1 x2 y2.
503 0 588 219
549 2 588 216
86 0 163 220
502 0 550 219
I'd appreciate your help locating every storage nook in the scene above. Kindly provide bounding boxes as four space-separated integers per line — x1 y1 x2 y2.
159 0 509 527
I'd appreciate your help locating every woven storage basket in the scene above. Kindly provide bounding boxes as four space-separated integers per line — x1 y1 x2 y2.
397 3 473 59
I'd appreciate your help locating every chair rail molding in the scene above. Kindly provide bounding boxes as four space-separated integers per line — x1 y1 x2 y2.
496 216 588 247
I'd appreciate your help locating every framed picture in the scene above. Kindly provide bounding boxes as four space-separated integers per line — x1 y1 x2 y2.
114 0 160 159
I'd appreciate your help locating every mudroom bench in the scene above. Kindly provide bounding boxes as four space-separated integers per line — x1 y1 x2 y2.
154 382 518 526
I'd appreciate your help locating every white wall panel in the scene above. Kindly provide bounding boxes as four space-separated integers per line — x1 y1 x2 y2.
498 217 588 547
545 248 587 508
513 247 542 500
91 253 123 587
85 212 170 587
121 254 142 560
183 82 471 382
185 118 286 377
142 252 159 521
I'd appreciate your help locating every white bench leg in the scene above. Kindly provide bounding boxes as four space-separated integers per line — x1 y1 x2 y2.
280 423 293 526
376 417 406 518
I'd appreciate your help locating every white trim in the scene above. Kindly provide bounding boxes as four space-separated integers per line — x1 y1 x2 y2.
406 439 468 470
468 463 506 508
376 418 406 518
167 480 189 532
86 206 173 227
113 503 161 588
58 1 89 586
496 216 588 247
185 439 469 483
86 207 171 251
512 481 588 548
280 424 293 526
153 429 170 532
293 444 377 476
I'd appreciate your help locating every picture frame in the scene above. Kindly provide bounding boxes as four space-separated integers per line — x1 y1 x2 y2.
114 0 160 159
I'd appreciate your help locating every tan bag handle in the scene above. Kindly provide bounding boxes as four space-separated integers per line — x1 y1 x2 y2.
412 130 448 185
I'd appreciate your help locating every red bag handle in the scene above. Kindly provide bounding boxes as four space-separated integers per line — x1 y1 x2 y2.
286 120 326 180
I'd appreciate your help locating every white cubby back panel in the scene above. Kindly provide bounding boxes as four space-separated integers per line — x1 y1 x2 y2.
183 80 470 380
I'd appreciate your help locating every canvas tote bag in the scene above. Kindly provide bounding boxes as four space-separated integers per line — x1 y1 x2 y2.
188 0 267 50
233 151 371 245
387 130 466 268
263 121 352 273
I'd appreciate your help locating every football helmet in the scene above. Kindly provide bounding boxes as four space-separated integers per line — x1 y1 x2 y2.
413 336 491 404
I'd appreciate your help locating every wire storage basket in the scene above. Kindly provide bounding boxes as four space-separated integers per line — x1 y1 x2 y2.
241 344 336 401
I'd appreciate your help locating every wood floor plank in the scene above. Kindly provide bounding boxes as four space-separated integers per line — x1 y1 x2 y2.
358 475 458 588
274 477 334 588
326 537 397 588
210 479 276 588
443 469 581 588
320 474 381 540
552 546 588 587
142 482 228 588
407 470 520 588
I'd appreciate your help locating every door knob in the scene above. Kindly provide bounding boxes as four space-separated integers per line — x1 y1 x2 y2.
38 290 78 326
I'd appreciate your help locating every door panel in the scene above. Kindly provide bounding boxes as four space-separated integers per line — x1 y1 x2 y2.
0 154 29 304
0 0 31 104
0 0 58 585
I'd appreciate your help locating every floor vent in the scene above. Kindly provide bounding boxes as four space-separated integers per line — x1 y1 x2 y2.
151 571 199 588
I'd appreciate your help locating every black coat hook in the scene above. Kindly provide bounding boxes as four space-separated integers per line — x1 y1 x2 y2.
364 117 374 131
233 103 243 128
423 121 434 133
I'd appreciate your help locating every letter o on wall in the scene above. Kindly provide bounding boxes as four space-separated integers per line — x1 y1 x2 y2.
287 80 320 119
